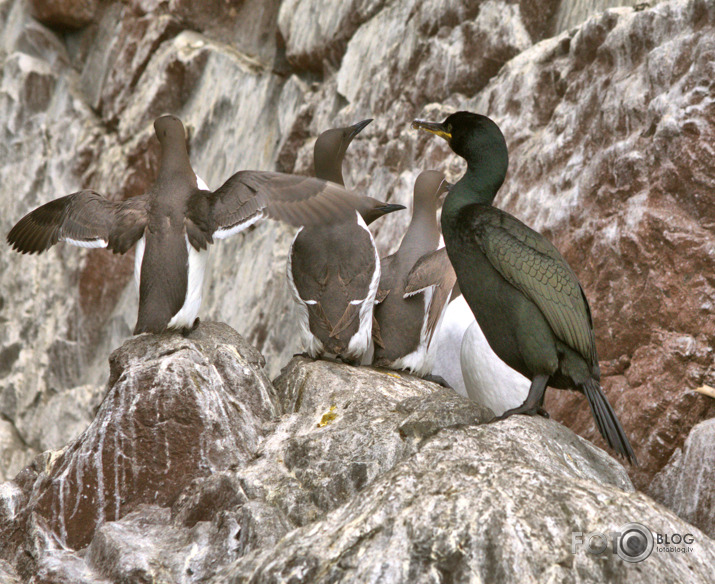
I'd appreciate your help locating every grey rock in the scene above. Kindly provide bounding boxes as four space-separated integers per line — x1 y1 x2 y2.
221 418 712 584
650 418 715 538
86 505 215 584
553 0 664 34
228 358 470 530
277 0 387 71
157 0 284 63
0 419 33 483
0 26 100 450
0 559 20 584
87 498 292 582
22 383 101 454
336 0 536 112
79 4 181 121
3 324 714 583
2 322 278 553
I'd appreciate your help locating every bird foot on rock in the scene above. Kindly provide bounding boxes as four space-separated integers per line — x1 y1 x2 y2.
421 374 453 389
181 318 201 337
495 405 543 421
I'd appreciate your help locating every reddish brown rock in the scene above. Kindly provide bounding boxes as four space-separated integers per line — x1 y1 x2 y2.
28 0 97 30
468 0 715 490
2 322 279 552
79 8 182 125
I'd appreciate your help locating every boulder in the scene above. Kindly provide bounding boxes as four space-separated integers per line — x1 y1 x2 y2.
222 419 713 584
1 0 713 546
650 417 715 538
0 322 278 556
1 323 713 583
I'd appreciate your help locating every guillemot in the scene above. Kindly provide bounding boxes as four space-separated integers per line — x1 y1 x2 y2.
372 171 455 380
427 251 530 413
413 111 637 464
287 119 404 363
7 114 377 335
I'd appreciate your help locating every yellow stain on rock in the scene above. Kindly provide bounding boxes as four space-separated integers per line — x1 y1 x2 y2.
318 405 338 427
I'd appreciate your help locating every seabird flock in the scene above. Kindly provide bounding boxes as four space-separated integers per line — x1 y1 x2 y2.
7 111 637 464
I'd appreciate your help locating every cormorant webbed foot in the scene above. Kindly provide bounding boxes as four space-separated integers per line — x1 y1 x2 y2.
495 374 549 421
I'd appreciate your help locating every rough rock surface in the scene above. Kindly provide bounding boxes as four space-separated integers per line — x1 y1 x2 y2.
2 323 713 583
0 0 713 540
28 0 97 30
465 0 715 492
650 418 715 538
23 323 276 550
222 424 710 584
0 421 30 484
553 0 661 33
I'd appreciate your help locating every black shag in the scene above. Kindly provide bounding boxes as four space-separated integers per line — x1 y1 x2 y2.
413 111 636 464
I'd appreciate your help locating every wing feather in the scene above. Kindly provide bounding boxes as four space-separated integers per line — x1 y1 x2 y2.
471 207 598 366
403 247 458 347
208 170 363 235
7 191 149 255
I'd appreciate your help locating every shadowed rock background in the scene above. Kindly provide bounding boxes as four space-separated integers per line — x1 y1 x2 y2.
0 0 714 579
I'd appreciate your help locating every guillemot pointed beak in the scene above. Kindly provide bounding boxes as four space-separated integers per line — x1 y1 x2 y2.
376 203 406 214
348 118 373 140
412 119 452 142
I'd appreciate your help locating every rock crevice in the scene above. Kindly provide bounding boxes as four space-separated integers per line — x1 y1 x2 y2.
1 323 713 583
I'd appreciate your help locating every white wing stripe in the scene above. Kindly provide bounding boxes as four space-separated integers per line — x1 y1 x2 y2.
61 237 108 248
213 211 266 240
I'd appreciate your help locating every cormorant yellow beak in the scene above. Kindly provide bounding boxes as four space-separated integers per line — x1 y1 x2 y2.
412 119 452 142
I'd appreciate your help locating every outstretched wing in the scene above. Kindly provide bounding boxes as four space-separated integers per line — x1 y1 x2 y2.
470 206 597 366
403 247 458 347
403 247 456 297
207 170 364 238
7 191 150 255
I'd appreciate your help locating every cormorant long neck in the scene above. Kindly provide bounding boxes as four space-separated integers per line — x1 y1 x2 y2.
442 154 507 225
